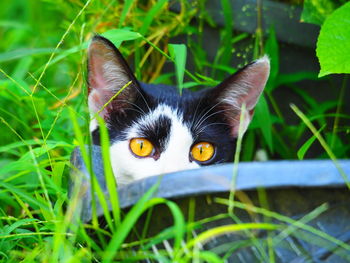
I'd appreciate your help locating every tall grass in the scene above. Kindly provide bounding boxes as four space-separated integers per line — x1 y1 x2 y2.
0 0 349 262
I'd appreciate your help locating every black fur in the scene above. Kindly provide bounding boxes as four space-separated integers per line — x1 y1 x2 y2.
88 35 268 167
92 82 236 165
137 114 172 154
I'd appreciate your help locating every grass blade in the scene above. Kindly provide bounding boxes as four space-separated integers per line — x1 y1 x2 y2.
183 223 278 253
169 43 187 94
97 115 120 228
215 198 350 252
291 104 350 189
253 95 274 153
102 183 160 263
0 48 58 63
297 124 326 160
139 0 168 36
118 0 134 28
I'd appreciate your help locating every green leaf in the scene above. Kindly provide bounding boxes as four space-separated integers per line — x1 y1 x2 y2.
138 0 168 35
0 48 58 63
118 0 134 28
102 29 142 47
297 125 326 160
3 218 38 235
195 251 224 263
168 43 187 94
241 131 255 161
301 0 338 25
253 95 274 153
218 0 233 67
11 57 33 80
40 29 141 70
317 2 350 77
194 72 219 85
51 161 65 188
97 115 120 228
184 223 278 252
102 183 159 262
0 139 70 154
276 71 319 86
264 27 279 92
0 20 30 29
40 42 88 70
163 200 186 252
0 180 47 209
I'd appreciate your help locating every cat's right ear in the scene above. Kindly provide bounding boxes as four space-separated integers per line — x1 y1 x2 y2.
87 35 141 119
209 56 270 137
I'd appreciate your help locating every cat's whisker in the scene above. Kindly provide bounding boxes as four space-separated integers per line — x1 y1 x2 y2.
194 122 229 140
190 95 205 128
192 97 237 131
118 99 147 115
192 103 217 129
191 99 227 131
134 85 152 112
193 108 231 133
121 107 144 115
195 122 229 134
215 158 226 164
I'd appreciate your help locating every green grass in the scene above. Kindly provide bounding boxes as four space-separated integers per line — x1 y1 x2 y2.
0 0 349 262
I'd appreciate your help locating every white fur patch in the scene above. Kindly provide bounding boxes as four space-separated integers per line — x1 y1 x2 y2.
89 118 98 132
109 104 200 185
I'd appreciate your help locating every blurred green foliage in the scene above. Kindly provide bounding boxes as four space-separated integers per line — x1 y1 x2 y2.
301 0 348 25
0 0 349 261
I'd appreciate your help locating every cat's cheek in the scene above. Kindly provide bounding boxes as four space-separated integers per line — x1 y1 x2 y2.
89 119 98 132
109 140 162 184
109 140 143 184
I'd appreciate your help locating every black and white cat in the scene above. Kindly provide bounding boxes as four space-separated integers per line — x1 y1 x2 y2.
87 36 270 185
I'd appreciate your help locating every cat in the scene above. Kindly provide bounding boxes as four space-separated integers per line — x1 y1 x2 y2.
87 35 270 185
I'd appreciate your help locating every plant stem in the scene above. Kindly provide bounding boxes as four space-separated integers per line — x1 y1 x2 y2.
291 104 350 190
256 0 264 56
229 104 246 214
266 91 284 121
331 75 348 148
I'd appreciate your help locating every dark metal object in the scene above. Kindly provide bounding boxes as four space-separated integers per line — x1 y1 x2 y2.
170 0 319 48
70 146 350 262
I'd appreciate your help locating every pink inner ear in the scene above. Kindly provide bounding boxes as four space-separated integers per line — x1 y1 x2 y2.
237 58 270 110
216 56 270 137
88 90 107 117
89 62 106 92
87 41 121 117
88 43 111 93
87 38 141 120
88 48 113 116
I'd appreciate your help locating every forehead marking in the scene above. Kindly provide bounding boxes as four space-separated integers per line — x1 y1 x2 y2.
126 104 182 137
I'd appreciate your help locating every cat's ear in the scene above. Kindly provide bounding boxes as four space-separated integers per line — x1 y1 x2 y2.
87 35 141 119
211 56 270 137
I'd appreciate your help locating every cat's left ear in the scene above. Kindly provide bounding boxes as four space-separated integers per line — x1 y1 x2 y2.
87 35 142 120
210 56 270 137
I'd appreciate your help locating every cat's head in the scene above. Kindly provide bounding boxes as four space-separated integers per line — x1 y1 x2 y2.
87 36 270 185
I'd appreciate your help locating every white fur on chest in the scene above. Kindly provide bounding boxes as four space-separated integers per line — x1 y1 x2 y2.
109 104 200 185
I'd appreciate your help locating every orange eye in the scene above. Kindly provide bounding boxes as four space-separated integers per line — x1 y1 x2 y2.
191 142 215 162
129 138 154 157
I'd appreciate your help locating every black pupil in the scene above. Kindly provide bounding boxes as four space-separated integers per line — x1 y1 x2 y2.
140 141 144 150
200 146 203 155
